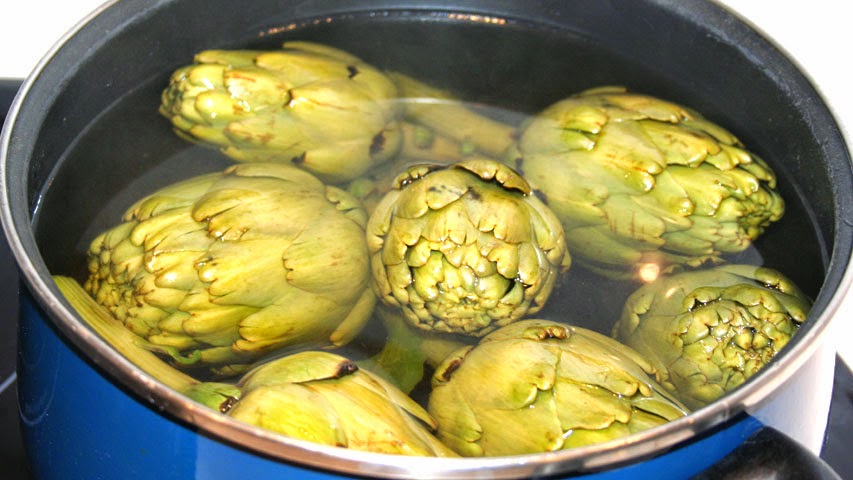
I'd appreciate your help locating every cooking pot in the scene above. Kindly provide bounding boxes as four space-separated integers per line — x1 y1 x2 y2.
2 0 850 478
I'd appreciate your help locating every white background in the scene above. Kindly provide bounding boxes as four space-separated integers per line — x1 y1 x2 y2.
2 1 851 368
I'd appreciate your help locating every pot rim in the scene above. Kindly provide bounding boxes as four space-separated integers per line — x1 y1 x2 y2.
2 0 852 478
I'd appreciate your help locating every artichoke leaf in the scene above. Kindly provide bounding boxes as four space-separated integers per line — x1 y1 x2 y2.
228 384 348 447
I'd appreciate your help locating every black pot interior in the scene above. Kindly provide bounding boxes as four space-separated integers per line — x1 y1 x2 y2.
16 0 850 414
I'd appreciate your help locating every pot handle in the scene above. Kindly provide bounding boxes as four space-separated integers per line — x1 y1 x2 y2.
693 426 840 479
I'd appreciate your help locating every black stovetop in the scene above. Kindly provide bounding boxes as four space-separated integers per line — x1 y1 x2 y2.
0 78 850 479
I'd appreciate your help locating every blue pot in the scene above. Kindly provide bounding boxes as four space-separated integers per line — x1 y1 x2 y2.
16 286 841 479
3 0 851 478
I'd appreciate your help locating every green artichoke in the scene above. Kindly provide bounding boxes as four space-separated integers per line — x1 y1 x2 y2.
366 158 570 337
159 41 403 183
428 319 688 456
189 350 458 457
388 72 518 159
512 86 785 279
84 162 375 376
612 264 811 409
346 72 523 216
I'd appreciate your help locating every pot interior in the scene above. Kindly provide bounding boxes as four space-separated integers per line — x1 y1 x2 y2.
33 7 830 333
9 0 850 473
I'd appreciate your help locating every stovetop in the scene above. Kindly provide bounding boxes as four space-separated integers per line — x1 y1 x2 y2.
0 78 851 478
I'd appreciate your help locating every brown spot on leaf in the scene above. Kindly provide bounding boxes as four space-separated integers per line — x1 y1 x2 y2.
438 358 463 382
370 132 386 156
219 396 238 413
229 72 256 82
291 152 307 165
335 360 359 378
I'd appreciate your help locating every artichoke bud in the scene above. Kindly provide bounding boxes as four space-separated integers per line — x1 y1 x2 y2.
84 162 376 376
367 158 570 337
513 86 785 279
428 319 688 457
212 351 457 457
612 264 811 409
160 41 404 183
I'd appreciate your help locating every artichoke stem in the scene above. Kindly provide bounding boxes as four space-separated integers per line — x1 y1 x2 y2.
359 306 468 394
53 275 198 393
398 122 490 164
389 71 517 158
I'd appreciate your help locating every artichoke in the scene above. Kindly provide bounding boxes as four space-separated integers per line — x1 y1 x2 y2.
159 41 403 183
84 162 375 375
428 319 688 457
389 72 518 159
189 350 458 457
512 86 785 279
612 264 811 409
346 72 524 215
366 158 570 337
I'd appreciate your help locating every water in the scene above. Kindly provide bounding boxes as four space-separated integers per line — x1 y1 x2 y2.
31 12 827 385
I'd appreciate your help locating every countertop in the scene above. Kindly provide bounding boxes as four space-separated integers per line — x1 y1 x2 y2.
1 1 851 478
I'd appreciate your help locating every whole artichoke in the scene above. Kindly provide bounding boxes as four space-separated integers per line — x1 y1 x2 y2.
366 158 570 337
188 351 458 457
428 319 688 457
612 264 811 409
84 162 375 375
159 41 403 183
512 86 785 279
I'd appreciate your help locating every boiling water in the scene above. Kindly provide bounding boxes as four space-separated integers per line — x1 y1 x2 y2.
31 12 827 387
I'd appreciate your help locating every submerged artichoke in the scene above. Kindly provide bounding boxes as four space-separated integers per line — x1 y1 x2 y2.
84 162 375 375
366 158 570 337
612 264 811 409
189 351 457 457
159 41 403 183
345 122 474 216
512 86 785 279
388 72 518 159
428 319 688 456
